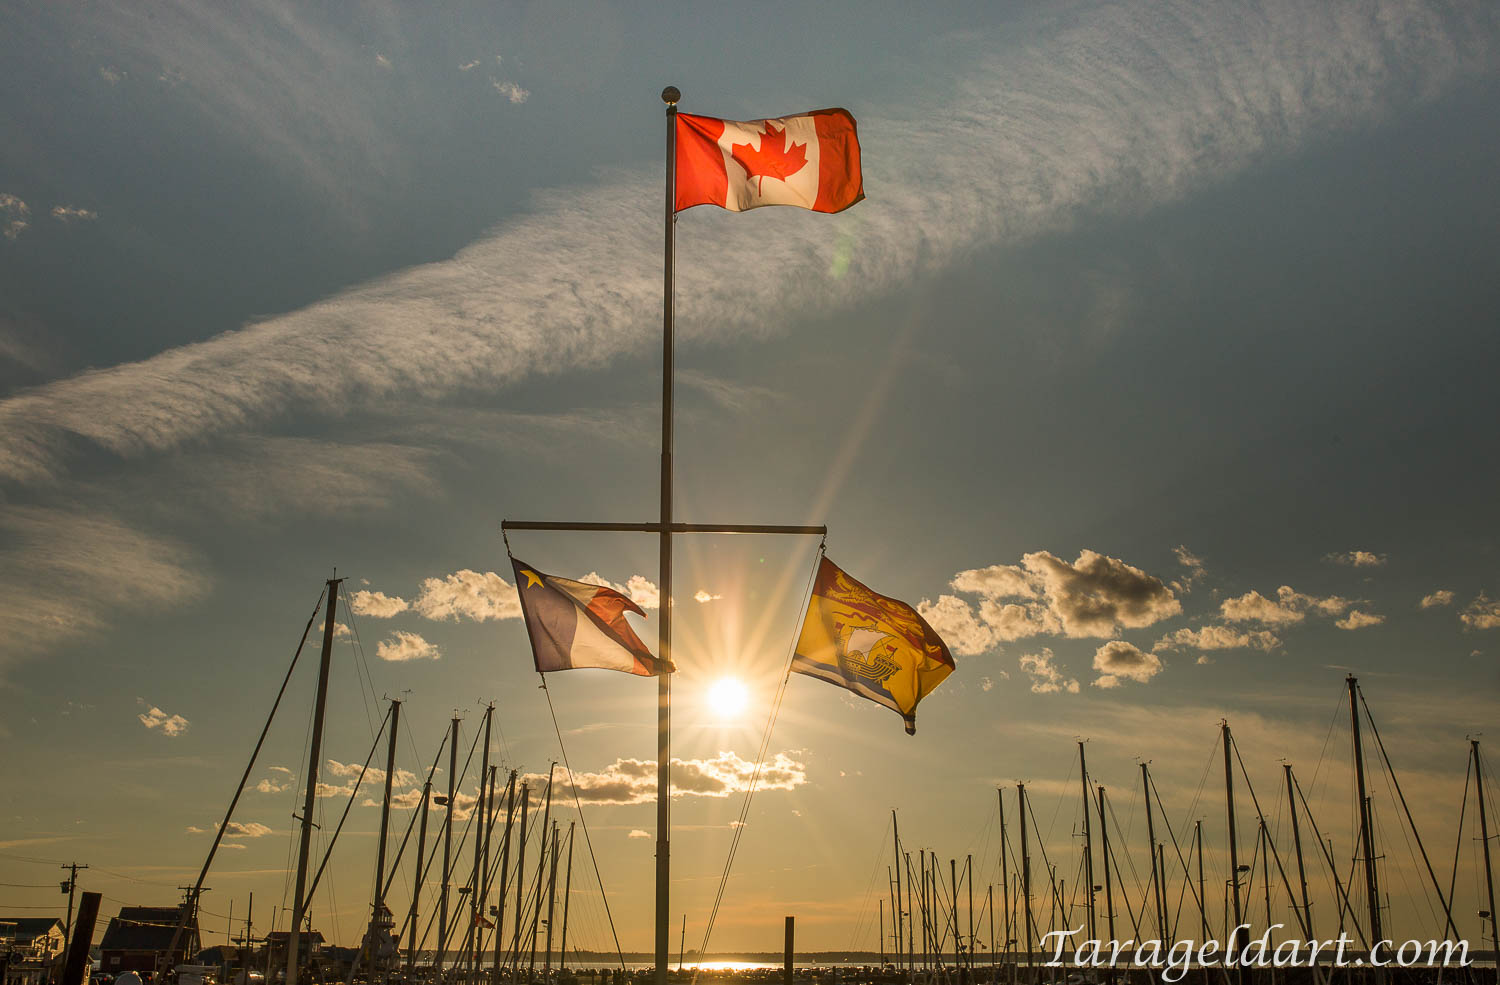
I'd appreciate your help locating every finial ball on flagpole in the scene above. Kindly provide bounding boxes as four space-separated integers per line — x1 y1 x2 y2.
661 86 680 105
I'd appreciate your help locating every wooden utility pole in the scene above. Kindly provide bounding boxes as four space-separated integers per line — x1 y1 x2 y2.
59 862 88 970
287 575 341 985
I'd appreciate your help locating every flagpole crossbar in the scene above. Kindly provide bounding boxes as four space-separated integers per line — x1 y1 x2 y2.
502 520 827 536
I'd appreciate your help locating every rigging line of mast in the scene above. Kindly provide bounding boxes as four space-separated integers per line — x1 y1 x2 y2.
1290 768 1370 948
1079 742 1097 943
1101 792 1145 938
1145 769 1211 935
160 585 326 982
1224 735 1314 941
1355 685 1463 939
538 678 627 970
1347 675 1384 948
300 703 393 914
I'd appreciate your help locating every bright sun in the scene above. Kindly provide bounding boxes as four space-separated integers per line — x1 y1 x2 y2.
706 677 749 719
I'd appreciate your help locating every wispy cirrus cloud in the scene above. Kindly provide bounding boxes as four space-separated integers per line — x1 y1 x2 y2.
0 0 1489 489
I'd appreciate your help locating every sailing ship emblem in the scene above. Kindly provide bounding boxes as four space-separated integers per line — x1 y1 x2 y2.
835 624 901 684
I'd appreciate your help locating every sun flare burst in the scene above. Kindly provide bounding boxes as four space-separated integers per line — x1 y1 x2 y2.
705 676 749 720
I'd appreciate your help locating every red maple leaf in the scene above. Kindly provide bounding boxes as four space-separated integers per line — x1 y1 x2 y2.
730 122 808 195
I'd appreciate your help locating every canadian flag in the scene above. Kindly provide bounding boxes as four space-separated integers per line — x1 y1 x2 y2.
675 108 863 214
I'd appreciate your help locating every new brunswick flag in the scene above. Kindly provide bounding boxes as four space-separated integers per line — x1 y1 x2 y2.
511 558 671 677
675 109 863 214
791 556 955 734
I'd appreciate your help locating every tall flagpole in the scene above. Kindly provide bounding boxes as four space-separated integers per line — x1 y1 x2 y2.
657 83 680 985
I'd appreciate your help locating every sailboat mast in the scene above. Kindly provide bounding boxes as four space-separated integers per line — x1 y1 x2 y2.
998 788 1011 975
408 777 430 975
1018 782 1033 985
891 811 904 976
1195 819 1208 945
560 821 575 971
1284 765 1314 941
438 716 459 973
545 822 559 972
1141 762 1164 940
1347 676 1383 945
286 575 341 985
1223 721 1244 981
529 766 555 978
510 782 529 978
372 698 400 977
471 707 493 981
1097 786 1115 943
655 84 680 985
904 852 914 975
1473 739 1498 953
1079 742 1096 942
493 770 517 983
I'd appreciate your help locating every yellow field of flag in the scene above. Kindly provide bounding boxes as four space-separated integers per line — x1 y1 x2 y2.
791 556 956 734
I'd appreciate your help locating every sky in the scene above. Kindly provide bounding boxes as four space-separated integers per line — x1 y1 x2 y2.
2 0 1499 961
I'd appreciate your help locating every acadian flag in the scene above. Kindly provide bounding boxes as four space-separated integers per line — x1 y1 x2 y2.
791 556 955 735
676 109 863 214
510 558 671 676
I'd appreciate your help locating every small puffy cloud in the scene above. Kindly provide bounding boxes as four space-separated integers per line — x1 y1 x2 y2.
980 676 995 692
627 829 650 839
1092 640 1163 689
1195 655 1213 665
1154 624 1280 652
693 589 723 604
1335 609 1385 631
50 205 97 223
375 53 392 69
1021 550 1181 637
951 564 1038 600
138 699 190 736
98 66 124 85
1325 550 1386 568
916 595 997 656
255 768 293 794
1 194 29 240
350 589 409 617
376 630 440 662
1419 590 1455 609
327 758 417 787
1460 594 1500 630
1017 648 1078 694
492 80 530 103
527 750 806 806
413 570 519 621
459 60 481 72
577 571 659 610
1220 585 1351 625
